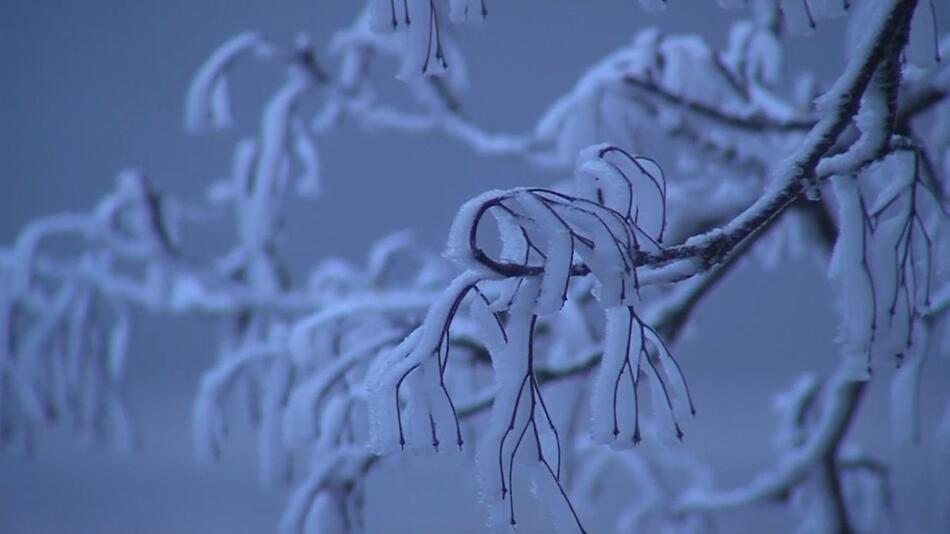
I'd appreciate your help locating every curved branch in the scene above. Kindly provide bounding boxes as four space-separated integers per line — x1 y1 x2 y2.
465 0 918 287
672 370 865 516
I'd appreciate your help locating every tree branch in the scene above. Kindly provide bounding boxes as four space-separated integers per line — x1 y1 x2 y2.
465 0 919 288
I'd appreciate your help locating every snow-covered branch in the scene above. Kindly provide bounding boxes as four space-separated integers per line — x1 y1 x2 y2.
4 1 948 533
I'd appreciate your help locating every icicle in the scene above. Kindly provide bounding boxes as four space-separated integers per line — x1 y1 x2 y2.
590 307 638 443
366 271 478 452
828 176 873 379
643 325 694 422
473 279 536 526
395 0 451 80
365 330 422 454
535 218 573 316
567 210 625 308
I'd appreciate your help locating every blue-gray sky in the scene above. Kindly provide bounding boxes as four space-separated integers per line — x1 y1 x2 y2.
1 2 946 532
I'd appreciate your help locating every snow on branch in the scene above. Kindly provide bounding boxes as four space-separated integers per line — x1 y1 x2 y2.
361 1 942 531
4 0 949 533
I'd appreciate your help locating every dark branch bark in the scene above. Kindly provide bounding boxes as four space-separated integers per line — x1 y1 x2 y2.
467 0 920 291
623 76 815 132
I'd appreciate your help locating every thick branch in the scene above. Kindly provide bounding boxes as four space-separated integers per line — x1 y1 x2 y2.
467 0 918 287
673 373 865 514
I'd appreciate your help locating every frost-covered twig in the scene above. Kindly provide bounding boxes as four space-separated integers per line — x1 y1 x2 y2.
673 367 865 529
453 0 920 287
5 1 948 533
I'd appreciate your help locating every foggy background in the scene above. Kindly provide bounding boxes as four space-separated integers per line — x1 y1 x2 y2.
1 1 947 532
